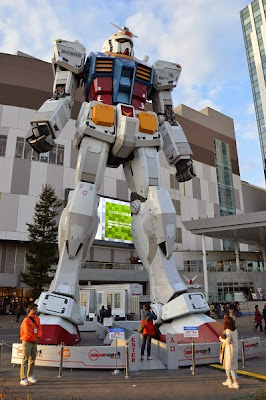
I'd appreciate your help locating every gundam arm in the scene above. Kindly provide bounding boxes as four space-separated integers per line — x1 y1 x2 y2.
26 39 86 154
150 60 196 183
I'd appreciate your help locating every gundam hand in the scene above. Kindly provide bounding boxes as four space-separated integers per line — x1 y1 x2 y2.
26 122 56 154
175 159 196 182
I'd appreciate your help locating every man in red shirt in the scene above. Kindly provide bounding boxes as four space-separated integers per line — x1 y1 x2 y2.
20 304 42 386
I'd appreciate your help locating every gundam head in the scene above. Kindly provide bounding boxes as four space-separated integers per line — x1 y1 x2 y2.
102 23 138 57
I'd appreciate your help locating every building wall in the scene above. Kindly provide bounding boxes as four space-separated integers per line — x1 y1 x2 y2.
242 180 266 212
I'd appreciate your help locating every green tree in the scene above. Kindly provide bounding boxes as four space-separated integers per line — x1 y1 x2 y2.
21 184 62 297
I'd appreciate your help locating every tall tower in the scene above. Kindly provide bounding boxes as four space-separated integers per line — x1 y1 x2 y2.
240 0 266 179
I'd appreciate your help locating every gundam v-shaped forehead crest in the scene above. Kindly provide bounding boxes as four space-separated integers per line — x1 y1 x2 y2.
101 22 138 57
109 22 138 38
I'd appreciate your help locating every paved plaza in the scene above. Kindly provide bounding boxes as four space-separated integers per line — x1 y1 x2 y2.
0 314 266 400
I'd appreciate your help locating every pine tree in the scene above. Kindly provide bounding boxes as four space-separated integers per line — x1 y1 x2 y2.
21 184 62 297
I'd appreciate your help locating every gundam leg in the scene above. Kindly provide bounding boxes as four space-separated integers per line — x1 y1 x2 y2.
124 148 222 342
37 135 110 345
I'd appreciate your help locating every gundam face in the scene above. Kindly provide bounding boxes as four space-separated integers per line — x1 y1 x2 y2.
101 24 137 57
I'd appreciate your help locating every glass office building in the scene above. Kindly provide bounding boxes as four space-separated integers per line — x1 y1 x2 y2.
240 0 266 179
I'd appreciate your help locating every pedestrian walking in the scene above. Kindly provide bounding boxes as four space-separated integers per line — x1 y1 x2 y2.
140 304 157 361
20 304 42 386
254 305 263 332
219 316 239 390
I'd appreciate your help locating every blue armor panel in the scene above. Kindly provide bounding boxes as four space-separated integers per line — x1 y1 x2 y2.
85 52 153 105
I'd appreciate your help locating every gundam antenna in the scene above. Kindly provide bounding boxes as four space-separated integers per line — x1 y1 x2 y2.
108 22 138 38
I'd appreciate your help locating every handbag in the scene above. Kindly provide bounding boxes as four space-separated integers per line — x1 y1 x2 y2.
219 342 225 365
138 316 148 333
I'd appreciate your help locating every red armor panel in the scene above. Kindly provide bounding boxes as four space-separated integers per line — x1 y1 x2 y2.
88 77 113 104
132 98 145 111
133 82 148 102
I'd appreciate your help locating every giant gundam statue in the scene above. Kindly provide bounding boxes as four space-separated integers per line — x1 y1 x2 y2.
27 24 221 345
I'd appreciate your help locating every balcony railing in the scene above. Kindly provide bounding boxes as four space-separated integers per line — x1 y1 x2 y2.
82 262 145 271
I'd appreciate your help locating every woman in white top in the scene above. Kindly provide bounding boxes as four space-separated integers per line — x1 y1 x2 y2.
219 316 239 390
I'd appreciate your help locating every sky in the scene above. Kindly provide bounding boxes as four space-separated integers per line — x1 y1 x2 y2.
0 0 264 188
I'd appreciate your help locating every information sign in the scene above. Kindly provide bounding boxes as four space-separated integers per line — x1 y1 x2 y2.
184 326 199 337
109 328 125 340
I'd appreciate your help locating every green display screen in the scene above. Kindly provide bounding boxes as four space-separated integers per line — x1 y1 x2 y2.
105 201 132 242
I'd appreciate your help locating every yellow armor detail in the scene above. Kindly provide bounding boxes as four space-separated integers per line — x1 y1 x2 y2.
92 104 115 127
138 112 157 134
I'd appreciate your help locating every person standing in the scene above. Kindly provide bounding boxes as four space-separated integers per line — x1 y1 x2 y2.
263 304 266 334
140 304 157 361
219 316 239 389
106 304 112 317
228 305 236 322
99 305 106 324
20 304 42 386
254 305 263 332
16 305 22 323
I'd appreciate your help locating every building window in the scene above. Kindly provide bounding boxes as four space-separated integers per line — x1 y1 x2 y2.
214 139 236 251
114 293 120 308
5 245 26 274
15 137 64 165
107 293 112 307
0 135 7 157
97 292 103 305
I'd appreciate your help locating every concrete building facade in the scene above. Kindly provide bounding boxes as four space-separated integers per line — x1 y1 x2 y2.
0 52 265 312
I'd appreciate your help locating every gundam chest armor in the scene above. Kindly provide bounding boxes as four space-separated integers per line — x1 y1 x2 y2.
78 52 161 167
85 52 153 110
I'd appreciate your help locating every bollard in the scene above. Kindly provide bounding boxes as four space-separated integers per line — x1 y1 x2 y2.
191 340 196 375
58 342 64 378
125 340 129 379
0 340 3 369
241 339 245 369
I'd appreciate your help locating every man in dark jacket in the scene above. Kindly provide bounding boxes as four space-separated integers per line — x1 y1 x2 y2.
99 306 105 324
263 304 266 334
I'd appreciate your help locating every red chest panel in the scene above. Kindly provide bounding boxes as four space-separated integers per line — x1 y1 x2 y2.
88 77 113 105
88 78 148 110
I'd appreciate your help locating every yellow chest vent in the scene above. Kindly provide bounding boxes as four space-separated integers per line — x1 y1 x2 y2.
136 65 151 82
95 58 113 73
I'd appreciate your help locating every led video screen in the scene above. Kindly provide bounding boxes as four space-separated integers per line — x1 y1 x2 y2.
95 197 133 243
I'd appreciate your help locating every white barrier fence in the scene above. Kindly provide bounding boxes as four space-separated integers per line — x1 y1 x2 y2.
11 333 139 371
165 335 261 369
10 333 261 371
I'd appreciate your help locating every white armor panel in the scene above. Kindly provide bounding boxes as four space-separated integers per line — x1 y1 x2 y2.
75 136 109 188
53 39 86 75
112 104 139 158
30 96 73 141
152 60 181 91
37 292 86 325
73 101 116 149
130 186 187 304
124 147 160 198
161 120 193 165
53 69 77 97
150 90 173 115
64 181 99 258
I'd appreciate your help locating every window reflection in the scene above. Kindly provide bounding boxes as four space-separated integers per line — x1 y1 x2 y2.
14 137 64 165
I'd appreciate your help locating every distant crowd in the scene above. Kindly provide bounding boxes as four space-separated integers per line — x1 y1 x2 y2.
209 301 241 320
